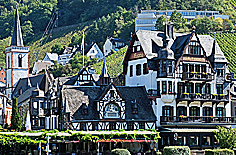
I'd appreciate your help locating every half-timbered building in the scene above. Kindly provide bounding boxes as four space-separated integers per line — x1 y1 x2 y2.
123 23 235 149
61 61 156 131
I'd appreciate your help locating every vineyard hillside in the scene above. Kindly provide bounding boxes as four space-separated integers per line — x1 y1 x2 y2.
210 33 236 76
93 46 127 78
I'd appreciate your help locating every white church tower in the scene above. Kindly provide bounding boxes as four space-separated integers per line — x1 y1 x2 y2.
5 6 29 99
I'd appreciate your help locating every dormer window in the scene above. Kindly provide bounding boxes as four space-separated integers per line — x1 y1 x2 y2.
18 54 22 67
82 103 88 115
132 100 138 114
188 42 201 55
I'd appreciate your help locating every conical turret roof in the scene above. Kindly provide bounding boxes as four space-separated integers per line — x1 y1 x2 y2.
11 5 24 46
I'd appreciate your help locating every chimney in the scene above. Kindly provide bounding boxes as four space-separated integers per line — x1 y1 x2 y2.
166 22 173 39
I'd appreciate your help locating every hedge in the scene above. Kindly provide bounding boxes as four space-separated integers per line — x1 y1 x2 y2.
163 146 190 155
205 149 234 155
111 149 131 155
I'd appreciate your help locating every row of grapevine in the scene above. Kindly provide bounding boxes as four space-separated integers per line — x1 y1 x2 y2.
93 46 127 78
210 33 236 75
230 0 236 8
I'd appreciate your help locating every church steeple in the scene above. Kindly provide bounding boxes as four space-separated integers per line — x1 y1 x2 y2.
11 5 24 46
100 59 110 85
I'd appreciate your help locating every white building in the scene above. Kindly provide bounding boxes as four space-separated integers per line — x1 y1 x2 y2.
43 53 58 64
123 25 233 149
5 6 29 99
103 37 126 56
136 10 229 31
85 43 103 59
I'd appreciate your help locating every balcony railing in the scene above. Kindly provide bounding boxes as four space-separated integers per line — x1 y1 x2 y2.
182 72 213 81
177 93 229 101
160 116 236 125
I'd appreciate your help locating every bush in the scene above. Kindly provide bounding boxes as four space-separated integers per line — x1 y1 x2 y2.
156 150 162 155
163 146 190 155
205 149 234 155
111 149 131 155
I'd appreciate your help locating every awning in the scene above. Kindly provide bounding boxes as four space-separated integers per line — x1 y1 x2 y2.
96 139 153 143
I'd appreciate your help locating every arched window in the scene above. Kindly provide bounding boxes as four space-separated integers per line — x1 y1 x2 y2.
18 54 22 67
104 103 120 118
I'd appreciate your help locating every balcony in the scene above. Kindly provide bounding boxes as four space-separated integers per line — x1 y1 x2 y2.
160 116 236 126
177 93 229 102
182 72 213 81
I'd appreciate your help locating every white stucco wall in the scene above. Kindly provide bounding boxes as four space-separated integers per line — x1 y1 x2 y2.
125 58 157 90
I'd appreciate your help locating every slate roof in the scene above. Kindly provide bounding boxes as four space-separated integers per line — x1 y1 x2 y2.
62 85 156 122
133 30 227 63
109 38 126 43
12 74 46 100
11 6 24 46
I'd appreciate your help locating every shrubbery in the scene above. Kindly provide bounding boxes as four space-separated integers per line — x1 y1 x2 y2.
163 146 190 155
205 149 234 155
111 149 131 155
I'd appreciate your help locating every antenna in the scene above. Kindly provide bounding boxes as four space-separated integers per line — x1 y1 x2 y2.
82 31 85 67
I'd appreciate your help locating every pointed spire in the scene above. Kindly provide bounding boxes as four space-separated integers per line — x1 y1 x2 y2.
100 58 109 78
11 5 24 46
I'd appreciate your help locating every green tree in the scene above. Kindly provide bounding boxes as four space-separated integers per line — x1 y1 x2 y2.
11 96 21 131
214 126 236 149
170 10 186 30
51 43 64 55
155 15 165 31
22 20 34 44
191 16 213 34
69 33 82 47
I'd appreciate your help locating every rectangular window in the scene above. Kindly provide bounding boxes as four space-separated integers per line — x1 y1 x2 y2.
216 84 223 94
205 84 211 94
187 83 193 93
162 81 167 94
189 136 199 146
33 102 38 109
162 61 166 72
202 136 211 146
178 82 184 94
176 136 186 146
136 64 141 76
127 122 134 130
216 107 224 117
130 65 133 77
168 81 172 93
217 69 224 76
162 106 173 116
195 83 201 93
190 107 200 116
110 122 116 130
40 118 45 126
139 122 145 129
143 63 148 74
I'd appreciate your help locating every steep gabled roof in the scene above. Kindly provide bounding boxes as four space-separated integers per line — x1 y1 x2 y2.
63 85 156 122
11 6 24 46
